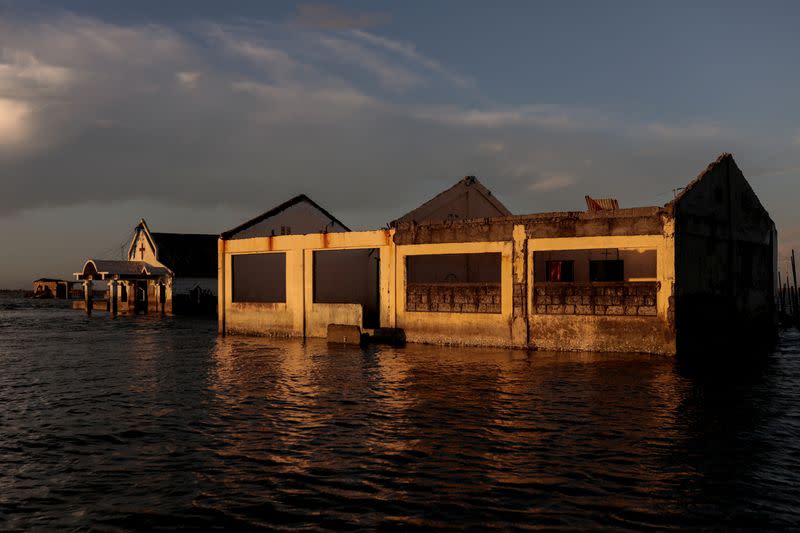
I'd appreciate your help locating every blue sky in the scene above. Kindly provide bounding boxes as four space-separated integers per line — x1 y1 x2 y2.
0 1 798 288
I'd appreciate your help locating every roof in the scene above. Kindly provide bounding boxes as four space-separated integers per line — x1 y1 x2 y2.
150 232 218 278
74 259 170 280
585 196 620 211
33 278 65 283
391 175 512 225
221 194 350 239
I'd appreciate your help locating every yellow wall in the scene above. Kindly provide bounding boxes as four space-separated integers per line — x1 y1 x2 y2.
219 225 677 353
219 230 394 338
395 241 517 347
527 232 676 354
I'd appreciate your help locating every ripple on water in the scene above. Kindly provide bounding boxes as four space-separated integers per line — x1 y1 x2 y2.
1 297 800 530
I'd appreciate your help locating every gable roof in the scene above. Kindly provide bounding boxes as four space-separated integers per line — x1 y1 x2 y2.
128 219 217 278
150 232 218 278
74 259 171 280
221 194 350 239
391 176 512 225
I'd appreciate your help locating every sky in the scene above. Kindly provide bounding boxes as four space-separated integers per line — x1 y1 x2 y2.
1 0 799 288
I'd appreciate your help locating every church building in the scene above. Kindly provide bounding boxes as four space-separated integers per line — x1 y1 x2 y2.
73 219 218 316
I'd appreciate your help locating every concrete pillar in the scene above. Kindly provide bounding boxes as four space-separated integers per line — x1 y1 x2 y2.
109 280 118 317
218 238 225 334
83 279 93 317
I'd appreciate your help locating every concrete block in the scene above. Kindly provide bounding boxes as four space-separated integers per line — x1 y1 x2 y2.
607 305 624 315
638 306 657 316
327 324 363 345
547 304 565 314
594 305 606 315
575 304 592 314
625 306 638 316
563 305 575 314
369 328 406 346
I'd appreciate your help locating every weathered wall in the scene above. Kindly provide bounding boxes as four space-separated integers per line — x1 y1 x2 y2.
306 303 363 338
527 234 676 355
406 283 501 313
313 249 379 327
219 231 394 338
672 154 776 353
533 282 658 316
393 208 666 246
395 241 519 347
530 315 675 354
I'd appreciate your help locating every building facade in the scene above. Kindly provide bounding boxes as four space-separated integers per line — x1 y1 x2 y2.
218 154 775 355
73 219 218 316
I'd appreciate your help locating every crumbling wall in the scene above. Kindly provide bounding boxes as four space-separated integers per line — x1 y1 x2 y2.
673 154 777 354
406 283 501 313
533 282 658 316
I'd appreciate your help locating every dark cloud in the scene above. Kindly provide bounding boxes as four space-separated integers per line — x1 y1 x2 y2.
0 10 797 287
292 3 390 30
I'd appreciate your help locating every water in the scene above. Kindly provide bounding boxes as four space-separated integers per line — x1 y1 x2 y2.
1 296 799 531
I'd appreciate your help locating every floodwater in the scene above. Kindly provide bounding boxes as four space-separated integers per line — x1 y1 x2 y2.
1 296 799 531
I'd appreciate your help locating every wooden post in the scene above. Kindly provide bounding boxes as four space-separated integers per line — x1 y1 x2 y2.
109 280 118 317
793 251 799 324
83 279 93 317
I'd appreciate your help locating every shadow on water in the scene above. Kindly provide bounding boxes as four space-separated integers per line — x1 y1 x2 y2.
1 296 799 530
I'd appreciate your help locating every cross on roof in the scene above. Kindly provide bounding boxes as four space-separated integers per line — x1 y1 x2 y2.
139 242 146 260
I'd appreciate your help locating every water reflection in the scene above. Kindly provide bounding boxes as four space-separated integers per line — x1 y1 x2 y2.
1 300 799 530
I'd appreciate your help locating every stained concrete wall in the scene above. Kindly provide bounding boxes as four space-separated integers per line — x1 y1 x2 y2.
219 231 394 338
313 249 379 327
672 155 777 354
527 234 676 355
406 283 502 313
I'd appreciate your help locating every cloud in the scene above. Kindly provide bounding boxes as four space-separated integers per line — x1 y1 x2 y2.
0 98 31 148
528 173 576 192
0 9 785 232
414 104 602 130
350 30 474 89
292 4 390 30
646 122 722 140
0 48 73 93
315 34 425 90
176 71 201 89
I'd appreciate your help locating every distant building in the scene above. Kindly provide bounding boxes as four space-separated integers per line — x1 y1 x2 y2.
218 154 777 356
73 219 217 316
32 278 68 299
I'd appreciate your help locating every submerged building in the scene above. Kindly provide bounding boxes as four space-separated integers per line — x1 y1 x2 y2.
73 220 218 315
218 154 776 355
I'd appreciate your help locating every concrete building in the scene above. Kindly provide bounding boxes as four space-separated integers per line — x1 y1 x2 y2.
218 154 776 355
31 278 69 299
73 219 218 316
